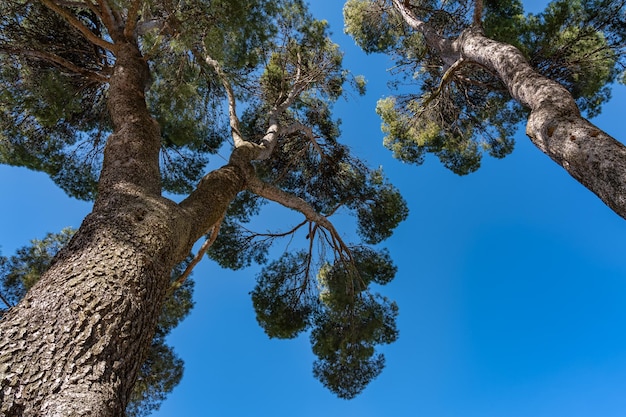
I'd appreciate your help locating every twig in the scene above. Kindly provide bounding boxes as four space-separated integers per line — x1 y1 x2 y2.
0 291 14 309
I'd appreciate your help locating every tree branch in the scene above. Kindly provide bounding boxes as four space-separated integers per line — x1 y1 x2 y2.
96 0 118 35
257 52 332 160
247 176 351 257
419 57 465 109
473 0 484 28
41 0 117 53
169 214 225 294
0 47 109 83
460 29 626 219
0 291 14 309
280 121 328 159
123 0 142 40
391 0 458 67
195 46 246 148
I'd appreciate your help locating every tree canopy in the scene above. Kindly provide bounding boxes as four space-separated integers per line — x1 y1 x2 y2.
344 0 626 187
0 0 408 412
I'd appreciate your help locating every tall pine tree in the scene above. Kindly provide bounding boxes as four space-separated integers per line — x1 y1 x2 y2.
0 1 407 414
344 0 626 217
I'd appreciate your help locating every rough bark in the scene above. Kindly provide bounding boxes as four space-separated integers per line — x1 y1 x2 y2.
458 29 626 219
393 0 626 219
0 40 249 416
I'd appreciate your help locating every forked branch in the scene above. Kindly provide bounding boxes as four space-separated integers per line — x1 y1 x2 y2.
247 176 352 259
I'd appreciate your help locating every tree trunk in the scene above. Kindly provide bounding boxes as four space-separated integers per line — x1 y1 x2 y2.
459 28 626 219
0 41 248 416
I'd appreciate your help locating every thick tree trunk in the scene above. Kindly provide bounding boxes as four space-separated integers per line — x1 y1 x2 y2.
0 41 248 416
459 29 626 219
0 205 182 416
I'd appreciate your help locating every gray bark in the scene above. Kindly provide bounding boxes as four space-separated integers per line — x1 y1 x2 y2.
459 29 626 219
0 40 250 416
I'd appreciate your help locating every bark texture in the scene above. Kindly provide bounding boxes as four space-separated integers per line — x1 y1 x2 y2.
459 29 626 218
0 40 250 416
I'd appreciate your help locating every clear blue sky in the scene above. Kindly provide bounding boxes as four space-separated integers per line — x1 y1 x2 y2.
2 1 626 416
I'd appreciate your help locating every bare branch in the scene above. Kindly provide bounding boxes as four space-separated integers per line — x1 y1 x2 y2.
275 51 305 113
280 121 327 159
55 1 92 7
169 214 225 293
0 291 14 309
195 46 246 148
0 47 109 83
41 0 117 53
240 219 308 240
247 176 352 258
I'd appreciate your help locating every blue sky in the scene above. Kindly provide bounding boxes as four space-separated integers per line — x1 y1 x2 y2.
2 1 626 416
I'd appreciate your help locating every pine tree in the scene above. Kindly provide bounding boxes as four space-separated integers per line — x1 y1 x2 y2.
0 1 407 414
344 0 626 217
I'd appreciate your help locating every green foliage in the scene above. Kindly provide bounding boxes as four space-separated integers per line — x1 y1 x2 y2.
311 293 398 399
0 0 287 199
127 336 184 417
207 192 271 270
0 1 109 199
251 252 316 339
377 84 519 175
522 0 624 117
483 0 528 52
0 230 195 416
251 245 399 398
207 217 271 270
343 0 405 54
355 169 409 243
259 5 347 106
0 228 74 306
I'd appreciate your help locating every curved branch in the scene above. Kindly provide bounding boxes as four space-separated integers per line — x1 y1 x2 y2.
280 121 328 160
460 29 626 219
195 46 246 148
391 1 626 218
419 57 465 109
247 176 351 257
123 0 142 40
0 47 109 83
391 0 458 66
41 0 117 53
